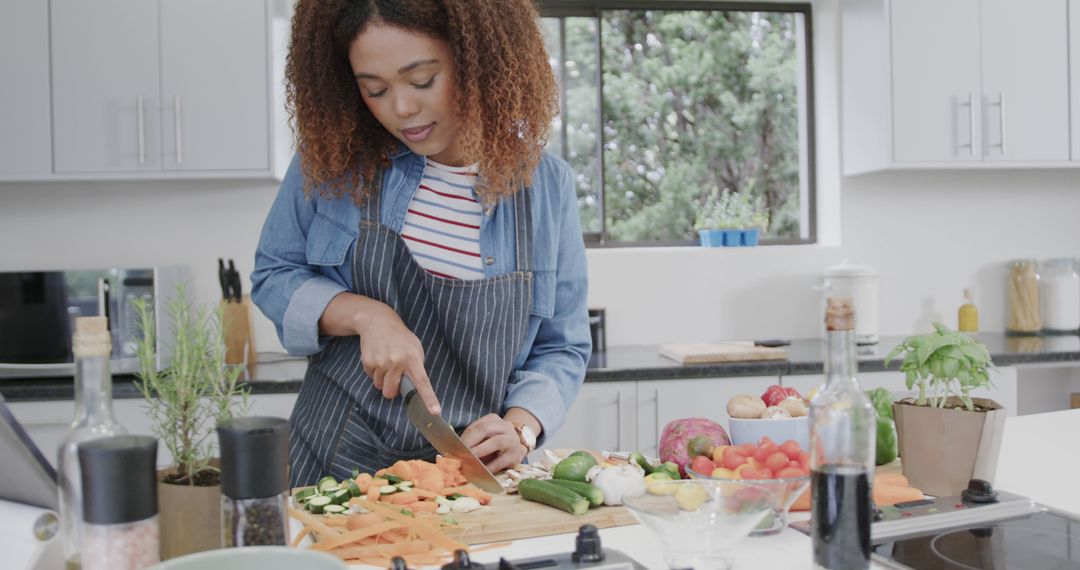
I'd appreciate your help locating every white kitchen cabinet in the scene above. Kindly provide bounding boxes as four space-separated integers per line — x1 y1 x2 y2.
636 376 779 459
47 0 290 180
842 0 1071 174
160 0 269 172
0 0 52 178
51 0 162 174
1070 0 1080 161
540 381 636 454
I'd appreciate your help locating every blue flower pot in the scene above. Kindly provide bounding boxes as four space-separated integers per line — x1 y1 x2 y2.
698 229 725 247
741 228 760 246
722 230 742 246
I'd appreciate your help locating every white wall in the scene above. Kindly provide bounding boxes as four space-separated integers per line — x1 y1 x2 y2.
3 0 1080 354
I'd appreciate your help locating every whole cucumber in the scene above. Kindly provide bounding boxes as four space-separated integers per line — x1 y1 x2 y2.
518 479 590 515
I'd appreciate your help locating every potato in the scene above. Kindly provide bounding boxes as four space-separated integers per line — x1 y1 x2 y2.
778 398 808 418
761 405 792 419
727 395 767 419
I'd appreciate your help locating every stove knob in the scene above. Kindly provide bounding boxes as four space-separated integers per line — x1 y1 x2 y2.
572 524 605 563
389 556 411 570
441 550 484 570
961 479 999 504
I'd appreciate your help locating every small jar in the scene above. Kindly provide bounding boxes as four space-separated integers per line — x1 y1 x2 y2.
1007 259 1042 334
218 417 290 547
1041 258 1080 333
78 436 160 570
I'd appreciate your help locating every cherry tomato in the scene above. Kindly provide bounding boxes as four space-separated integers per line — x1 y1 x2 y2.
691 455 715 476
723 452 748 471
779 440 803 460
753 442 779 463
765 451 790 472
775 467 806 479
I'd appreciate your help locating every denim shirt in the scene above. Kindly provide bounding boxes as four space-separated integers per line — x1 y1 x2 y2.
251 149 591 443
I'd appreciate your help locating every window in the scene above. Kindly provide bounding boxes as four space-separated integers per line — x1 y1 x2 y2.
539 2 816 246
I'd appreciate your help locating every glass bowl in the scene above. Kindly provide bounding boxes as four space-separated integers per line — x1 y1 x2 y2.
686 467 810 536
622 479 776 570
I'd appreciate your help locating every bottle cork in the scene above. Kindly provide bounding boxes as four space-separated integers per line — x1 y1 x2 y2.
825 297 856 331
73 316 111 357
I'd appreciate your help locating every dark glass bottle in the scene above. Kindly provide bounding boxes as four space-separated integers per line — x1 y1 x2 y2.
810 298 876 570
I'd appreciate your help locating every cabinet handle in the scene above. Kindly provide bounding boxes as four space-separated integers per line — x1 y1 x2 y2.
136 95 145 165
615 391 622 452
958 93 975 156
174 95 183 165
998 93 1007 155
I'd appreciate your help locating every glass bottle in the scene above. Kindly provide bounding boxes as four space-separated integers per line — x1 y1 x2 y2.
1041 258 1080 333
58 317 127 569
78 436 160 570
958 288 979 333
218 417 290 547
810 298 875 570
1007 259 1042 334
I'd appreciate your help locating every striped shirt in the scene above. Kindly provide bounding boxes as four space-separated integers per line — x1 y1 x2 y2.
400 159 484 279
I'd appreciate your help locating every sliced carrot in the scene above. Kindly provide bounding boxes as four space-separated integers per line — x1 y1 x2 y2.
405 500 439 513
355 472 374 493
311 520 403 552
385 490 420 505
790 488 811 512
875 473 910 488
346 512 385 531
362 499 468 553
441 484 492 505
287 506 340 538
290 526 311 547
874 484 924 506
416 471 446 493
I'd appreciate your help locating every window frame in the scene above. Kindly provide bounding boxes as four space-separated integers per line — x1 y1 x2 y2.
538 1 818 247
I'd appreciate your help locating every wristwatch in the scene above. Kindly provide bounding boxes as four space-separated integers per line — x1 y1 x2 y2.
512 422 537 453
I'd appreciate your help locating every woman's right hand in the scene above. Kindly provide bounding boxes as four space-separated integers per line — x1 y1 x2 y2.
320 293 441 415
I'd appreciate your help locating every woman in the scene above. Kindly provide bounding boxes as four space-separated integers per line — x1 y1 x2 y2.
251 0 590 487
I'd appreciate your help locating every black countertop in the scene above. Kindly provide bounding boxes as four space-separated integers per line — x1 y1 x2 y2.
3 332 1078 402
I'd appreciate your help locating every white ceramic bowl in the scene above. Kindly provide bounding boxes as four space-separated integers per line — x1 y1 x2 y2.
728 416 809 450
151 546 346 570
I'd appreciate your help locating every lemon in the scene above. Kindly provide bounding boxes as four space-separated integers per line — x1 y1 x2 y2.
675 483 708 511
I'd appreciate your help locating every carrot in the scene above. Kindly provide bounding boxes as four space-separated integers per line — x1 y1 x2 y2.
875 473 910 488
355 472 374 493
441 484 492 506
329 539 430 560
290 526 311 547
311 521 404 552
405 500 439 513
367 478 388 502
417 471 446 493
790 488 811 512
362 499 468 553
385 490 420 505
347 512 386 531
288 506 339 538
874 484 924 506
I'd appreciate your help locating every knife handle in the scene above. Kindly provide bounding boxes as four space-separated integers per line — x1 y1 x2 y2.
399 375 416 402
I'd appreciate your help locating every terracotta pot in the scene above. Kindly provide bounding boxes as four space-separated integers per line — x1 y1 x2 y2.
892 397 1006 497
157 465 222 560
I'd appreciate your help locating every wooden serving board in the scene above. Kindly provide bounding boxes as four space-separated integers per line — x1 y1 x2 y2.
443 492 638 545
659 341 788 364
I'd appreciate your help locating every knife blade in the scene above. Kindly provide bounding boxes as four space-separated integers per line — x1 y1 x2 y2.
399 376 504 494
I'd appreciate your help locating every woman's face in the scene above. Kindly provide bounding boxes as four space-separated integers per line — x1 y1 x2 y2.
349 24 465 166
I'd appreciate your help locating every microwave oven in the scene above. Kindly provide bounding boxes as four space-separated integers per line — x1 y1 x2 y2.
0 266 188 379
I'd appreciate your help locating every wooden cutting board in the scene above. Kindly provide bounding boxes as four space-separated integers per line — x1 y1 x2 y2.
444 492 637 545
659 341 788 364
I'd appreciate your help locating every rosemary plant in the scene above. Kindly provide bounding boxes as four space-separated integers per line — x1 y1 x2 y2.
132 285 249 485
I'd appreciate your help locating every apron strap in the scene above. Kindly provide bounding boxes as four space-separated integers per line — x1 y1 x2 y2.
513 185 533 272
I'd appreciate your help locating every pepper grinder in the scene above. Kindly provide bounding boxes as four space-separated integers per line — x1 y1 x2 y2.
218 416 290 547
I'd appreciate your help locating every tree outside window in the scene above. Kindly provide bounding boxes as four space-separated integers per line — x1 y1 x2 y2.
541 3 815 245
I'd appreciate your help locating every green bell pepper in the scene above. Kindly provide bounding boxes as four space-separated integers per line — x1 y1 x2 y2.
867 387 898 465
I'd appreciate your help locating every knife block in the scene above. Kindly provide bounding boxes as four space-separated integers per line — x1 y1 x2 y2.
220 296 256 373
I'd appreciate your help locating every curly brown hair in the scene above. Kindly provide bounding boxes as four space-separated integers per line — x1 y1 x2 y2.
287 0 558 202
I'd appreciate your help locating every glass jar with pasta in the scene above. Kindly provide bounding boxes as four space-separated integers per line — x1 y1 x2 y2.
1008 259 1042 335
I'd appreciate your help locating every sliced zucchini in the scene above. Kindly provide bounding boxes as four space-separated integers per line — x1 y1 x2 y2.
293 487 318 502
322 504 347 515
396 482 414 492
307 495 333 514
351 467 360 479
345 479 362 497
379 485 399 495
318 479 340 493
383 474 404 485
330 488 351 505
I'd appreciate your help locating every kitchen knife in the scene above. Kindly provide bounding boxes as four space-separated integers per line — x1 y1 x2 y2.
399 376 504 494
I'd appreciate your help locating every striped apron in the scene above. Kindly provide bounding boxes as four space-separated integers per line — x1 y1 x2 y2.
288 183 534 486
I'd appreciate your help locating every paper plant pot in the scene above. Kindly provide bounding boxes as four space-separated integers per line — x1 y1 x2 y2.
892 397 1006 497
157 467 223 560
698 229 725 247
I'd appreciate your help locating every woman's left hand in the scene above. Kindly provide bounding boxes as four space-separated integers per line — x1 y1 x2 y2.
461 414 526 474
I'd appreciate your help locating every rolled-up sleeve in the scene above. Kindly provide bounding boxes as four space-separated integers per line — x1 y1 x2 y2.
503 163 591 445
251 155 348 356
